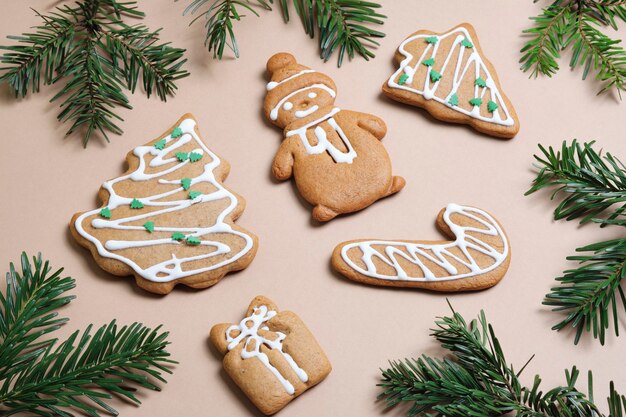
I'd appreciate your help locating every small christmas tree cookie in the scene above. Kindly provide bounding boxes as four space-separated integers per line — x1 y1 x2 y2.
70 114 258 294
383 23 520 139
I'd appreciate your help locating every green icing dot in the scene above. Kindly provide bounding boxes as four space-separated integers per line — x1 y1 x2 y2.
154 139 166 150
130 199 144 209
488 100 499 112
181 178 192 190
398 73 409 85
172 232 185 241
461 38 473 48
425 36 438 44
422 58 435 67
430 70 442 82
475 77 487 88
144 221 154 233
189 152 203 162
186 236 201 245
189 191 202 200
448 93 459 107
99 207 111 219
469 97 483 107
176 152 189 162
171 127 183 138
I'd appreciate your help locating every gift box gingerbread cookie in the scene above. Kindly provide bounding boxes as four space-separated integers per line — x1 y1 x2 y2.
210 296 331 415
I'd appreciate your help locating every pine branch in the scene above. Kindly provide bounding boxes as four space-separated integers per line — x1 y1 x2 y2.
378 305 624 417
0 0 189 147
0 252 175 416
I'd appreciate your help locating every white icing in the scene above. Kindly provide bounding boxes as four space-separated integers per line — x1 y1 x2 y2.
286 107 357 164
295 105 319 118
340 204 508 281
73 118 255 283
283 102 293 110
387 27 515 127
266 69 315 91
226 305 308 395
307 92 317 99
269 84 336 121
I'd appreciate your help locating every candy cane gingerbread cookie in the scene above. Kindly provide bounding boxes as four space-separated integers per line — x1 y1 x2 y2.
332 204 511 291
383 23 520 139
70 114 258 294
264 53 405 222
210 296 331 415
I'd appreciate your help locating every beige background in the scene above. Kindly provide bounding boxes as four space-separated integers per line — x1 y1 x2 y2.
1 1 626 415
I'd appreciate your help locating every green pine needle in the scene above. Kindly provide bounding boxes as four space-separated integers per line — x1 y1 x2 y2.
0 0 189 147
179 0 386 67
0 252 175 416
527 140 626 345
378 304 626 417
520 0 626 98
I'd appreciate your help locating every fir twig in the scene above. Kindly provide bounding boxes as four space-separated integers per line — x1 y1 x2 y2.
378 305 626 417
0 253 176 416
179 0 386 66
527 140 626 345
521 0 626 98
0 0 189 147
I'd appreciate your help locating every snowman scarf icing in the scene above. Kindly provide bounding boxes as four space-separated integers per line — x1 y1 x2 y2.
74 118 255 283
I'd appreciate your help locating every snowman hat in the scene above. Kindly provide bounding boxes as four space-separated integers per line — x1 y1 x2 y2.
264 53 336 112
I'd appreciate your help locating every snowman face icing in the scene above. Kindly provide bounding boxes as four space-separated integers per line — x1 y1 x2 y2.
270 85 336 127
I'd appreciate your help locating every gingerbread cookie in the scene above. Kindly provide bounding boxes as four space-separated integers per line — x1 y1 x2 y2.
332 204 510 291
383 23 519 139
264 52 405 222
70 114 258 294
210 296 331 415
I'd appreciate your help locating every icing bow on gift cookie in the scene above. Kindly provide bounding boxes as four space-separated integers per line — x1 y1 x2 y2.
264 52 405 222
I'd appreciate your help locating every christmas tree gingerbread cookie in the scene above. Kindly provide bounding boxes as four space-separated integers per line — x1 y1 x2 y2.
210 295 331 415
332 204 511 291
264 52 405 222
70 114 258 294
383 23 520 139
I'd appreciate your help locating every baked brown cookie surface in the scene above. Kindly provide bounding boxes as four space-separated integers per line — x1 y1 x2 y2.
332 204 511 291
383 23 519 139
70 114 258 294
264 52 405 222
210 296 331 415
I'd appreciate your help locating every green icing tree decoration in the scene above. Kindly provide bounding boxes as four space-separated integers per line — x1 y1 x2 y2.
130 198 144 209
448 93 459 106
154 138 167 150
0 252 175 416
520 0 626 98
181 178 192 190
171 127 183 138
99 207 112 219
487 100 499 112
398 73 409 85
475 77 487 88
469 97 483 107
188 191 202 200
189 152 203 162
430 70 442 82
171 232 185 241
461 38 473 48
0 0 189 147
425 36 438 44
378 303 626 417
179 0 386 67
143 221 155 233
422 58 435 67
186 236 201 245
176 152 189 162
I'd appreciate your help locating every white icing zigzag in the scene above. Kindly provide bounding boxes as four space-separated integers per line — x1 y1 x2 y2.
387 26 515 127
226 305 308 395
340 204 508 282
74 118 254 283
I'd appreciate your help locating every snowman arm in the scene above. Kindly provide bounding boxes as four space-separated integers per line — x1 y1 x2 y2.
354 112 387 140
272 139 295 181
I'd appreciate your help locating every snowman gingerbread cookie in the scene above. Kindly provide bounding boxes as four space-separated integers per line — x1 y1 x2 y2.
263 52 405 222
